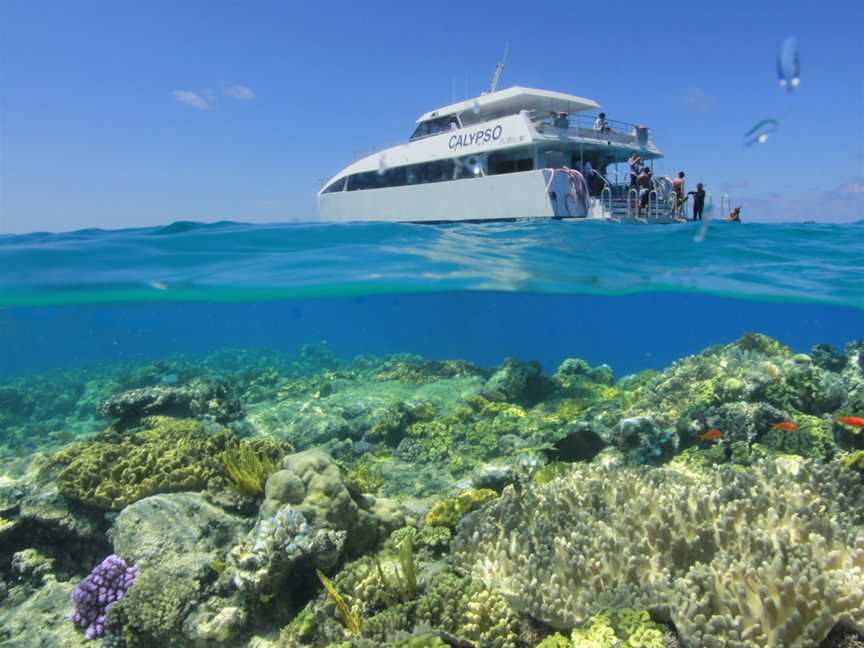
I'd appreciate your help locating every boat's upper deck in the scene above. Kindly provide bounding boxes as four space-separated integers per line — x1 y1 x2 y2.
409 86 658 157
416 86 599 124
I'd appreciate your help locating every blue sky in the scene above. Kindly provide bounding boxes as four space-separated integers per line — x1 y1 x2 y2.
1 0 862 233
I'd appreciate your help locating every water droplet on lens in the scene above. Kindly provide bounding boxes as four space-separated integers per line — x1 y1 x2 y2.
744 118 779 147
777 36 800 91
377 154 389 176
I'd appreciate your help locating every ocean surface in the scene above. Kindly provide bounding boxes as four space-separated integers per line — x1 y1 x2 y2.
3 218 864 647
1 219 863 377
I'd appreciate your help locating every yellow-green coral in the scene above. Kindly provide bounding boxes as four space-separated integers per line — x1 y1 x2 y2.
281 605 316 642
45 416 232 509
221 439 277 496
840 449 864 472
424 488 498 527
107 567 199 647
317 569 362 636
758 414 834 460
532 461 571 486
44 416 288 509
569 609 665 648
346 459 384 494
537 633 571 648
414 571 519 648
375 527 418 605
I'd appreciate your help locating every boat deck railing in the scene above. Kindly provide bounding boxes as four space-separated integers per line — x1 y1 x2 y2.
530 111 655 149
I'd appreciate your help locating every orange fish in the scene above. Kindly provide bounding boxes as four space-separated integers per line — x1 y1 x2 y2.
837 416 864 428
772 421 798 431
700 429 723 442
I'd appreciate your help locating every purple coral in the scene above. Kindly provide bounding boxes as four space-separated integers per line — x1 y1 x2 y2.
70 554 138 640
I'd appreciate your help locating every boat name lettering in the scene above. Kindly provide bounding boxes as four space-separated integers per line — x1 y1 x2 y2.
448 125 502 150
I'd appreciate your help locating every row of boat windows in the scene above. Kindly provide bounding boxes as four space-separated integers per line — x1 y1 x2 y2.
322 154 534 194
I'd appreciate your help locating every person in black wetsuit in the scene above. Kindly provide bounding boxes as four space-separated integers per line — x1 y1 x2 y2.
688 183 706 221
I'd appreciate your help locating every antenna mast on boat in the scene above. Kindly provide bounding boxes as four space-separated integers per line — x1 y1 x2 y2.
488 43 509 94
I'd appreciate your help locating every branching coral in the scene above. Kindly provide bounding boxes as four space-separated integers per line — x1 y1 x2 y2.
453 459 864 648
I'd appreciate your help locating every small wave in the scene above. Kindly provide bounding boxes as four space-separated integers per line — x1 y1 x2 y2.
0 220 862 309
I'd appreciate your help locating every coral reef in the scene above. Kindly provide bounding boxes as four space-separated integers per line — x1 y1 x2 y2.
453 458 864 648
99 379 243 426
3 337 864 646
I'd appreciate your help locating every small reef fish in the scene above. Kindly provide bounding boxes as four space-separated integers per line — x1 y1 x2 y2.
700 429 723 442
772 421 798 431
837 416 864 428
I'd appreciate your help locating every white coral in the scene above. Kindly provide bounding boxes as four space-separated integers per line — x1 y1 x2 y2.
453 459 864 648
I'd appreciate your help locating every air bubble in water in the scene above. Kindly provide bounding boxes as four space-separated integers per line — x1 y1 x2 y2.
744 118 779 147
777 36 800 91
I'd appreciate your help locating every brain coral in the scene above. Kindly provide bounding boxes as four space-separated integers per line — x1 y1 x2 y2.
452 459 864 648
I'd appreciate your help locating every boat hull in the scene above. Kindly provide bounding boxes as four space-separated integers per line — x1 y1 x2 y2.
317 169 591 223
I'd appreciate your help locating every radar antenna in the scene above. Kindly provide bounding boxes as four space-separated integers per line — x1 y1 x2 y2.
488 43 509 94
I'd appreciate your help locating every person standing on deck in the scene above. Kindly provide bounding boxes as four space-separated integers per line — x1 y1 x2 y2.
672 171 686 216
637 168 652 215
593 112 608 132
688 183 706 221
628 152 643 187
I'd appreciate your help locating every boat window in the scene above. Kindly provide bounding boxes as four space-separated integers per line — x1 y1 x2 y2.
344 155 484 192
409 116 459 141
321 177 346 194
488 150 534 175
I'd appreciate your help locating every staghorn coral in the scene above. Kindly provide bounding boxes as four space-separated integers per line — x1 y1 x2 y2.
453 458 864 648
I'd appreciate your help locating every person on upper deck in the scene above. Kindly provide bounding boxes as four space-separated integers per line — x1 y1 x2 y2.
687 183 706 221
593 112 608 132
672 171 686 216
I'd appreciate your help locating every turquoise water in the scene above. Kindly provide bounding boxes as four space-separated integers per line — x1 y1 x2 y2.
3 219 862 307
3 219 864 647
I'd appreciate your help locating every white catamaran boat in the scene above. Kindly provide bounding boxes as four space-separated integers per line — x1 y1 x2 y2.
318 67 684 223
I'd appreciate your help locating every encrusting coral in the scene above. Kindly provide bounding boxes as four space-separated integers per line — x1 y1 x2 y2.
453 458 864 648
